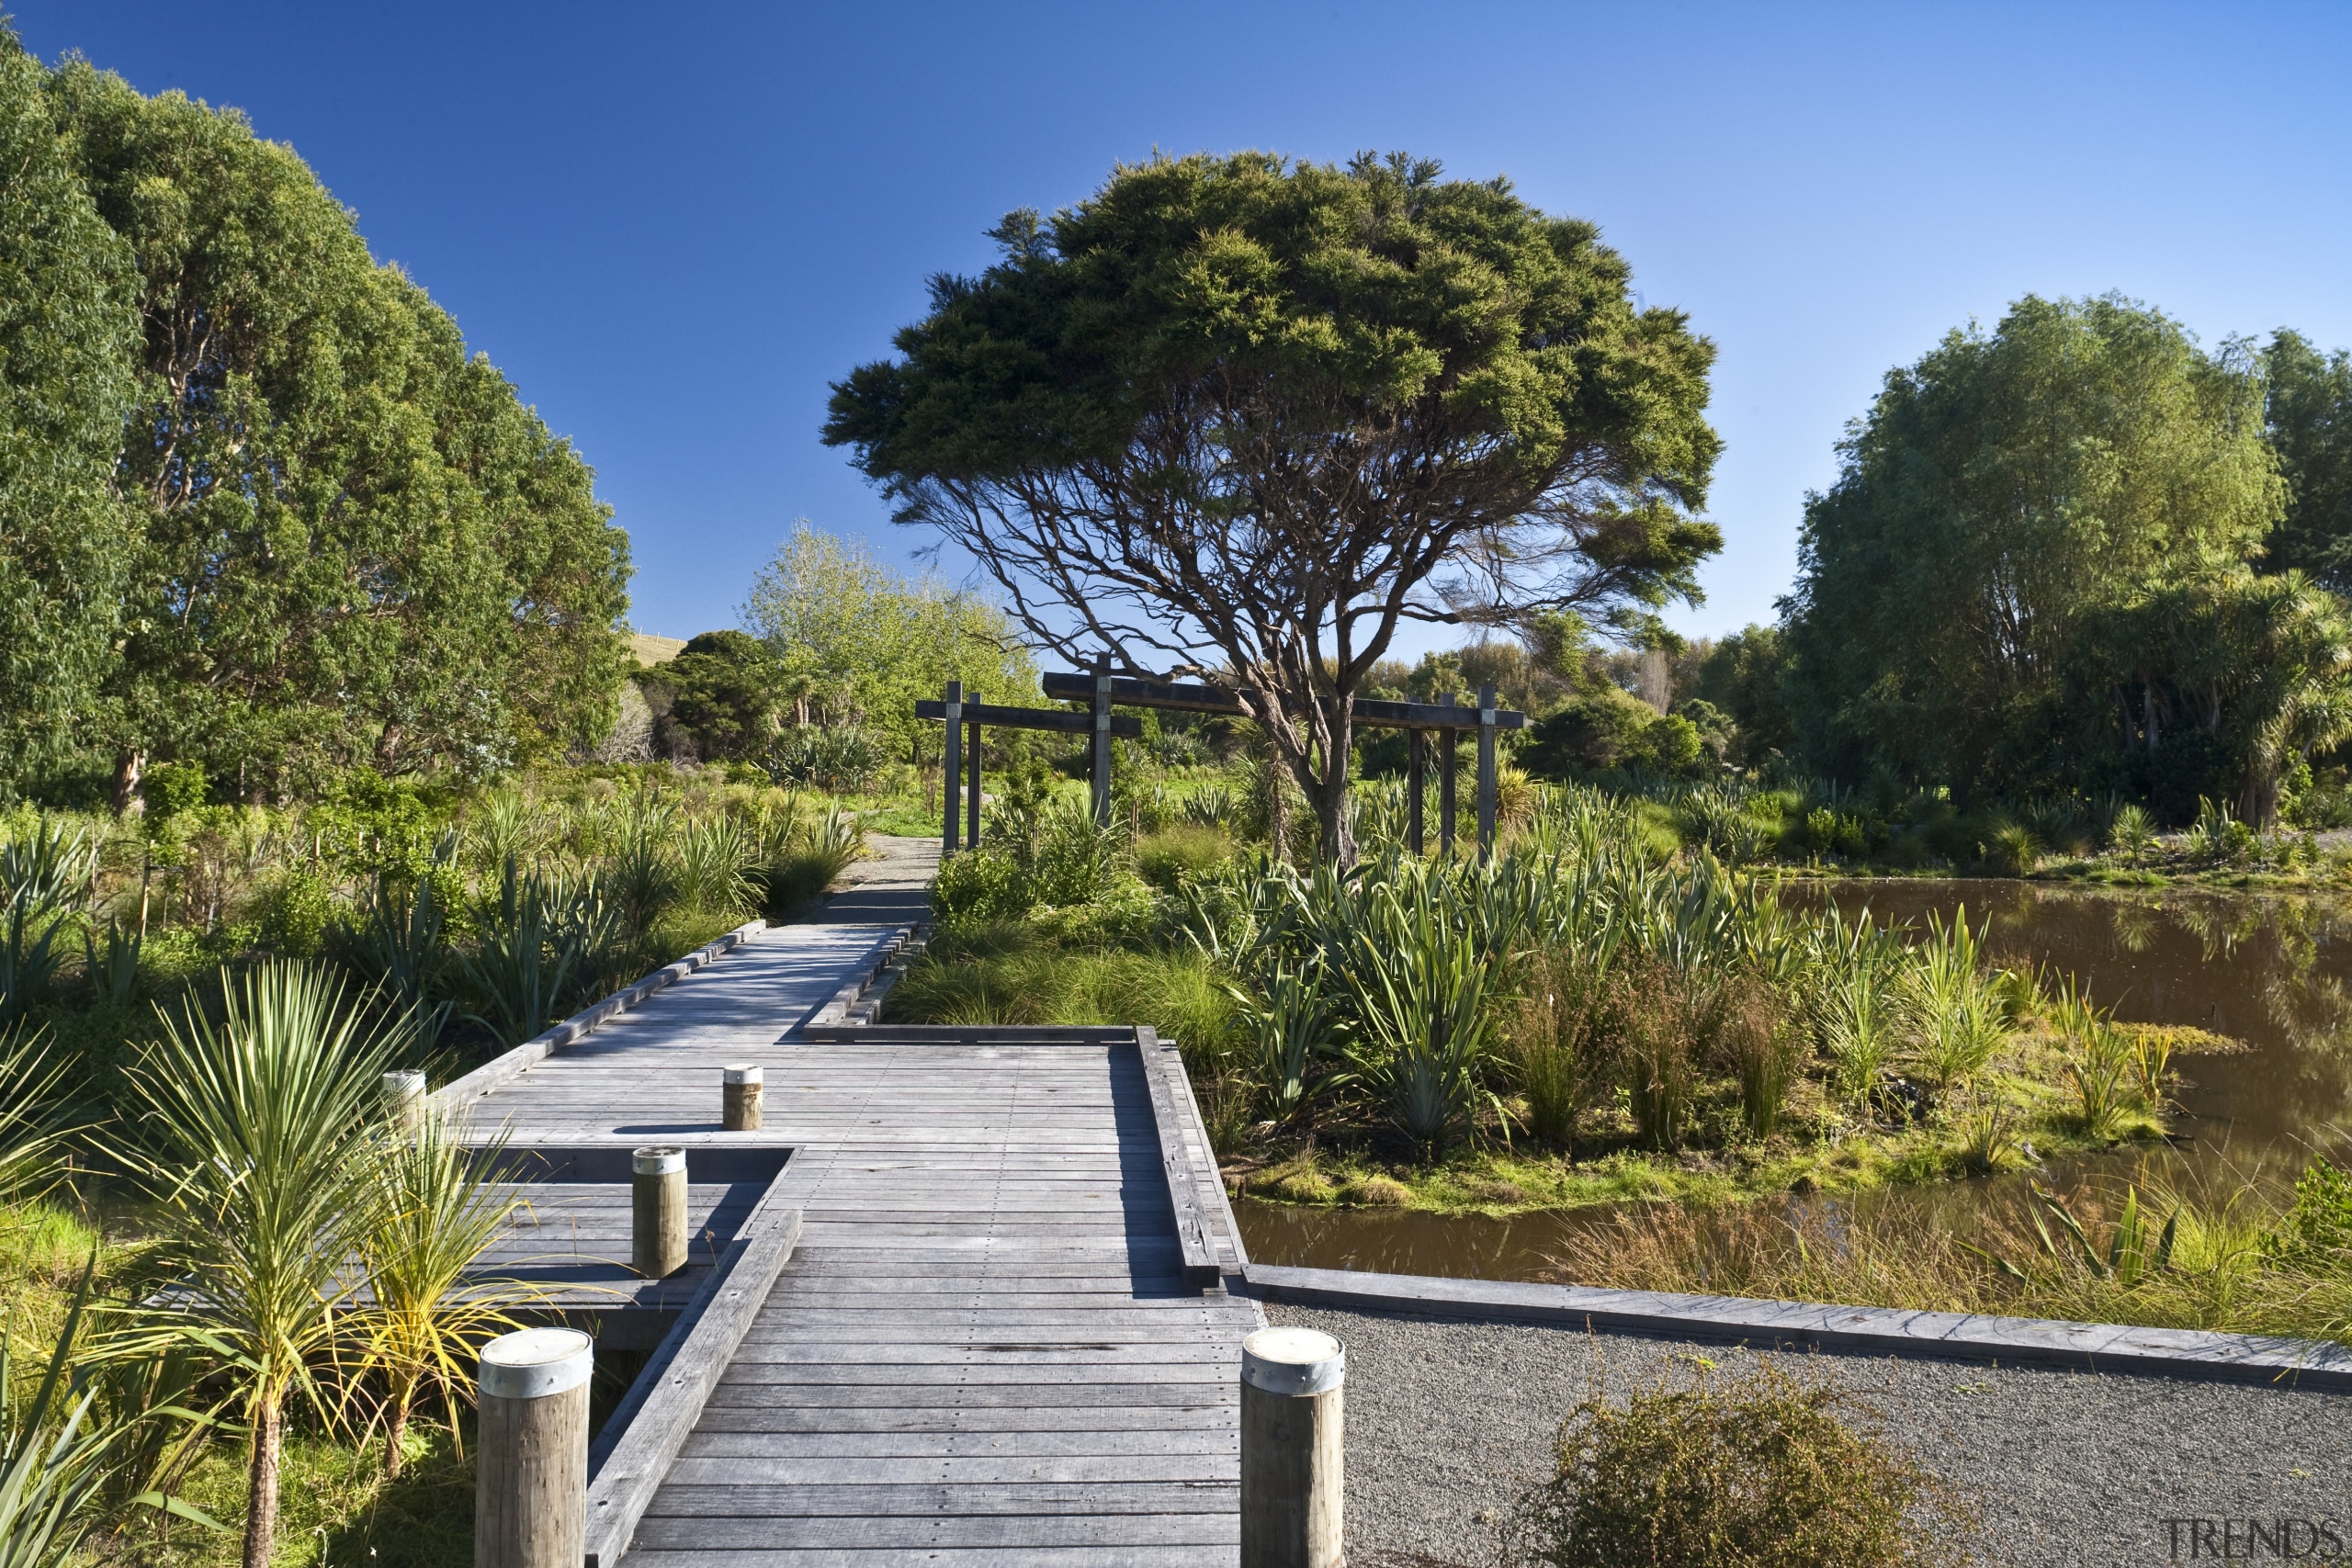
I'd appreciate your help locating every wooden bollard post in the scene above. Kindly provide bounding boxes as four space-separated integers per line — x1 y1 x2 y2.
631 1146 687 1278
722 1064 763 1131
381 1069 427 1135
1239 1326 1345 1568
475 1326 592 1568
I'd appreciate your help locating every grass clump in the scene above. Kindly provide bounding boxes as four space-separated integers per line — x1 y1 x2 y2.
1496 1358 1975 1568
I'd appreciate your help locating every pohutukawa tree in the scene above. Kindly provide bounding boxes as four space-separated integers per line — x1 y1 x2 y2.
824 151 1722 863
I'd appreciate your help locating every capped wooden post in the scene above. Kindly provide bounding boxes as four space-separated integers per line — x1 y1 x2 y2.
1239 1326 1345 1568
1438 694 1458 856
1477 682 1498 862
631 1145 687 1279
942 681 962 854
722 1064 763 1131
967 716 982 849
381 1069 427 1136
475 1326 592 1568
1091 655 1114 827
1407 728 1426 855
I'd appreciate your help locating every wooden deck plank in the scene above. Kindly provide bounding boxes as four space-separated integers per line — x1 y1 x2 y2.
456 921 1261 1566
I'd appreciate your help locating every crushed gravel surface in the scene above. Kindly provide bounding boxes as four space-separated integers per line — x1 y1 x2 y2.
1264 1302 2352 1567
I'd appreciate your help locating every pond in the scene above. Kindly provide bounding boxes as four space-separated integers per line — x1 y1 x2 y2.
1233 879 2352 1280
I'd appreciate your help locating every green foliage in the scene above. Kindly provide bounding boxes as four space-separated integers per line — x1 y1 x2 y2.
1496 1359 1974 1568
827 150 1720 863
1784 294 2288 803
637 630 779 764
35 51 629 795
739 520 1036 761
118 958 400 1568
252 870 331 959
2262 1158 2352 1273
2262 329 2352 592
1525 687 1709 780
454 861 618 1045
1690 625 1795 762
0 36 140 789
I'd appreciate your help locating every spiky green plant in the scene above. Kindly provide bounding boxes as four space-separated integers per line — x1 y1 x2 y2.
3 1259 216 1568
1901 908 2006 1091
677 815 756 917
0 1027 67 1202
118 960 399 1568
1232 960 1329 1122
349 1110 539 1479
457 860 617 1045
80 919 141 1010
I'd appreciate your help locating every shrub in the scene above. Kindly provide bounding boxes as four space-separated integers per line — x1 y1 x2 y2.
1495 1359 1975 1568
1134 825 1235 893
253 869 332 958
932 846 1030 930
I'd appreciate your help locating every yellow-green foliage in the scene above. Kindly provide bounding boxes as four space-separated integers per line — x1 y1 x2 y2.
885 924 1241 1066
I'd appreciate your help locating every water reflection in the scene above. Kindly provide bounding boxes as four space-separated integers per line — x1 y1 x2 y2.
1236 880 2352 1281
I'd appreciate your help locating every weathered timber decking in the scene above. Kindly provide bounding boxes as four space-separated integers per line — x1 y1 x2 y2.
449 888 1261 1566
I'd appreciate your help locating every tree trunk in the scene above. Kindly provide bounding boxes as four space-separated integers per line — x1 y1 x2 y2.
243 1395 283 1568
111 750 146 816
383 1378 414 1479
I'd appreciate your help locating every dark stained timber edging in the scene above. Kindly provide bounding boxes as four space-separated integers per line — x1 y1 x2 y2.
430 919 767 1113
915 697 1144 737
1136 1028 1219 1288
797 924 916 1031
584 1183 805 1568
1240 1264 2352 1390
1040 671 1529 732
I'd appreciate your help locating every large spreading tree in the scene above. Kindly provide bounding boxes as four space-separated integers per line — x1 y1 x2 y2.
824 152 1721 861
35 55 632 802
1780 294 2322 813
0 35 141 778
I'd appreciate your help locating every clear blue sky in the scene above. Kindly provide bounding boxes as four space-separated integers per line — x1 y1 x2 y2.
17 2 2352 660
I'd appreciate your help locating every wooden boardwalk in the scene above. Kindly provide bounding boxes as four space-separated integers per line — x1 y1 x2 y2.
445 871 1261 1566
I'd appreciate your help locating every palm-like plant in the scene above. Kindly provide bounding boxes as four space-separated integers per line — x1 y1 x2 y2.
349 1111 537 1479
118 960 398 1568
0 1026 67 1202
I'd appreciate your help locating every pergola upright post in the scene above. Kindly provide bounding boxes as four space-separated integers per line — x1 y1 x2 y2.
942 681 962 854
1476 683 1498 862
967 717 982 849
1406 729 1426 855
1091 655 1113 827
1438 694 1457 857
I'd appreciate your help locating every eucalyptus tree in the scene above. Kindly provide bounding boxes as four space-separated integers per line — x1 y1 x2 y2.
825 151 1721 862
0 35 140 786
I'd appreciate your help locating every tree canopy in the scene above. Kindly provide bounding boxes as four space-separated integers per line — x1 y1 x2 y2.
824 150 1720 860
0 34 140 775
1781 294 2287 800
2262 329 2352 594
0 32 633 804
739 520 1036 761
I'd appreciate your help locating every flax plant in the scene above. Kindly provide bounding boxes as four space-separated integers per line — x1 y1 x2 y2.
118 960 400 1568
1901 908 2007 1092
0 1026 67 1200
349 1111 539 1479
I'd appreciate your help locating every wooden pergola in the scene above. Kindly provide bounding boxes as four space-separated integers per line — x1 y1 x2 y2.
920 662 1528 857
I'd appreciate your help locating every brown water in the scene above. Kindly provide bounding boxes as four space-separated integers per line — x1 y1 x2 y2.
1234 879 2352 1280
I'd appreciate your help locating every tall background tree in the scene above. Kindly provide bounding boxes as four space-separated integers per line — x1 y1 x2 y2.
825 151 1720 861
2262 329 2352 593
33 56 631 804
1781 294 2286 801
0 35 141 787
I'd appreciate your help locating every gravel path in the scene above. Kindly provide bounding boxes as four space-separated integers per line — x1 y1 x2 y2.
1265 1302 2352 1567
